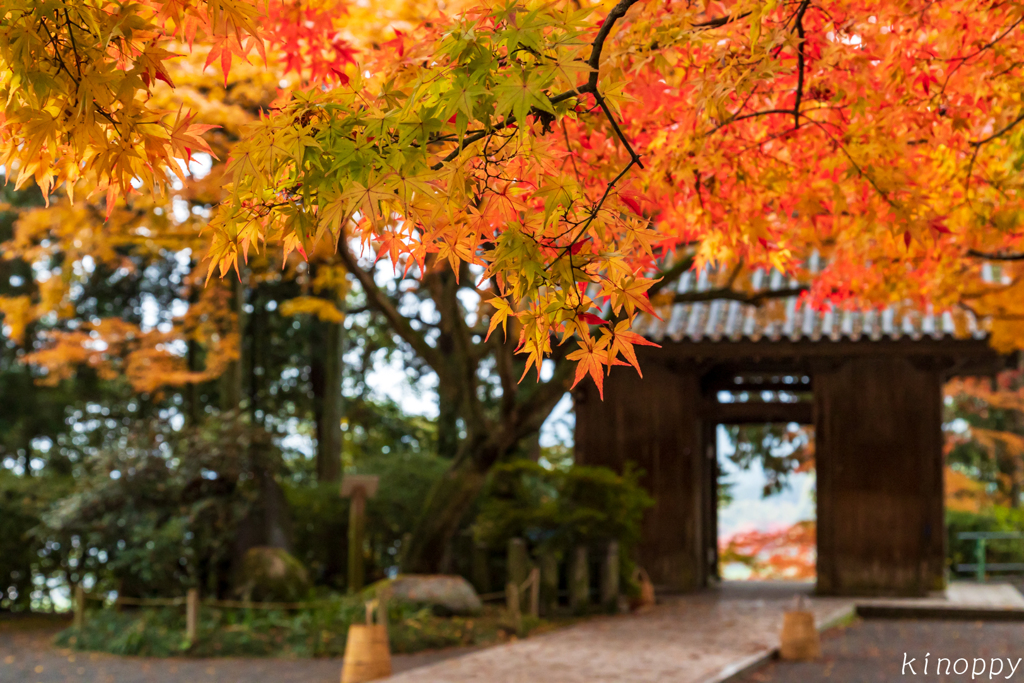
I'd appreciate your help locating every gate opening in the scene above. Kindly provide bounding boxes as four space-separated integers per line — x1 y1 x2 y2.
708 370 817 584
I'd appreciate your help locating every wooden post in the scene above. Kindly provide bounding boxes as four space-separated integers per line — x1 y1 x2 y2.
569 545 589 614
507 537 529 588
505 582 522 635
472 543 491 594
539 550 559 616
73 585 85 630
341 475 380 594
528 568 540 618
601 541 620 613
185 588 199 642
349 488 367 592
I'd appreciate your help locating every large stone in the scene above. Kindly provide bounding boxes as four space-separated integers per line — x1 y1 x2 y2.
367 574 483 616
236 546 311 602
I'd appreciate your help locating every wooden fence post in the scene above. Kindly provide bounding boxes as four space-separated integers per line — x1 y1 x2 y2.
472 543 491 594
528 568 540 618
601 541 620 613
539 551 559 616
185 588 199 642
505 582 522 635
507 538 529 589
73 585 85 630
569 545 589 614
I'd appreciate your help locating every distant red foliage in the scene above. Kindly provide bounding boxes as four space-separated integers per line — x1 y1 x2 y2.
719 521 816 581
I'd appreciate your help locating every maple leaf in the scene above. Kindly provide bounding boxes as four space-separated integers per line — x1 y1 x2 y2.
604 320 660 377
565 337 621 400
607 275 659 318
485 296 515 341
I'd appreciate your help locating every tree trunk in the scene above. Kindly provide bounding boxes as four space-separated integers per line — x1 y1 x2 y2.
221 277 246 411
405 368 571 573
404 455 489 573
311 317 344 482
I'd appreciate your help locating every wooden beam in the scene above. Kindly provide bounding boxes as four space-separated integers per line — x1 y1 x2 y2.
708 382 813 393
703 401 813 425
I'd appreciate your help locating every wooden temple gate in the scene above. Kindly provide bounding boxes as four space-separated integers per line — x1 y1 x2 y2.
574 279 1006 596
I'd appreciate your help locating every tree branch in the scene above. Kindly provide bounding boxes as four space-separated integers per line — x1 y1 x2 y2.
673 286 808 306
792 0 810 129
647 254 696 298
432 0 641 170
336 237 445 373
967 249 1024 261
971 111 1024 147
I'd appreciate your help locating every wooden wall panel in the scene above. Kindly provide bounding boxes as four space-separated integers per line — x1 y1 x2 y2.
815 357 945 596
575 363 706 592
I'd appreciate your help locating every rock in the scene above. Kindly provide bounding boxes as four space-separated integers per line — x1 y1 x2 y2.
236 547 311 602
366 574 483 616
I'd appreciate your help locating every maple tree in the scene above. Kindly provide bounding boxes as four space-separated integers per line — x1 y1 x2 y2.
719 521 817 581
5 0 1024 569
946 372 1024 510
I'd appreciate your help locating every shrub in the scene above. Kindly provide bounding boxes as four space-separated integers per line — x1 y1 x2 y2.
0 470 72 610
474 461 653 554
40 412 287 598
947 507 1024 578
287 451 449 588
54 594 541 657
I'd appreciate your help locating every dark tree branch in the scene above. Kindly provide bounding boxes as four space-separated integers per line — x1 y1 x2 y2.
336 237 445 373
647 254 696 298
792 0 810 129
971 111 1024 147
432 0 641 170
693 11 752 29
967 249 1024 261
673 286 808 307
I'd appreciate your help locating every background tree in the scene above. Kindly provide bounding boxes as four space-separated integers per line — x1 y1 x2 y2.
6 0 1024 574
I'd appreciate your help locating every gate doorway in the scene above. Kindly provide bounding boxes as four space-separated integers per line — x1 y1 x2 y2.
715 423 816 583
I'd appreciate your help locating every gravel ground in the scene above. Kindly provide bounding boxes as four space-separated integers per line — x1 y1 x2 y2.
0 618 476 683
737 618 1024 683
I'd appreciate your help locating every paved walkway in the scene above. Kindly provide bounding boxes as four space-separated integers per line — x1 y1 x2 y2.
736 619 1024 682
862 581 1024 610
388 582 853 683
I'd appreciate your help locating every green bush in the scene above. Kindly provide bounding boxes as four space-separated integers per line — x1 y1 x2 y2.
474 461 653 554
0 470 72 610
54 594 541 657
40 412 287 598
947 507 1024 577
287 451 449 588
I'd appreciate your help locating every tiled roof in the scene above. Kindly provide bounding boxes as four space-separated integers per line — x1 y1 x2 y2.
634 256 990 344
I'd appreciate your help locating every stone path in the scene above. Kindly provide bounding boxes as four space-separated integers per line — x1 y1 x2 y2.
735 619 1024 683
388 582 853 683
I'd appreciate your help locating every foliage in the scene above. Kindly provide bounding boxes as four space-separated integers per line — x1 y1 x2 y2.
719 521 817 581
286 449 448 588
54 597 544 657
947 507 1024 578
237 547 311 602
40 413 286 598
946 373 1024 509
7 0 1024 578
473 460 653 556
720 423 814 499
0 470 72 610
